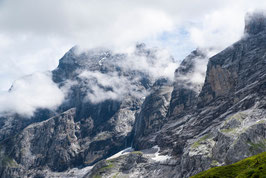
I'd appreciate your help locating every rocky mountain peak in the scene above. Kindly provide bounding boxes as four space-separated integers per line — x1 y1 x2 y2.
52 46 114 83
244 11 266 35
174 48 207 78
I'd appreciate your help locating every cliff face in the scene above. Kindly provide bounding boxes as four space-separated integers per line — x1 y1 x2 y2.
0 13 266 178
133 78 173 150
88 13 266 178
133 49 209 150
168 49 208 117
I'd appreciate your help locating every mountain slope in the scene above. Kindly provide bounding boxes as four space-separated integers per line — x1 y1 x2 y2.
192 151 266 178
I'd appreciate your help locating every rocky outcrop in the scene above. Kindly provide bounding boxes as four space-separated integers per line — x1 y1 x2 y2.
133 79 173 150
133 49 209 150
168 49 208 117
84 147 178 178
1 109 78 172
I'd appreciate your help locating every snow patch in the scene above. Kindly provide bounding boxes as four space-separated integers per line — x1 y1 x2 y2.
107 147 134 160
150 145 171 162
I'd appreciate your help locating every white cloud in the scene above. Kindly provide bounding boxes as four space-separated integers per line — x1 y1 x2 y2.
0 34 72 91
188 1 266 50
1 0 266 112
0 72 64 117
78 46 177 104
116 47 178 81
79 70 147 104
174 48 219 93
187 49 217 85
188 7 245 50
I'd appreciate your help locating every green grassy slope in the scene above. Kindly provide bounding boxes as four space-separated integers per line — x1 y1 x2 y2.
191 152 266 178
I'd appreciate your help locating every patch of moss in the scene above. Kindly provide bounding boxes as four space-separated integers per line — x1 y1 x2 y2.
92 160 115 178
1 155 18 168
106 159 115 163
256 120 266 124
210 160 219 167
226 113 246 123
99 162 114 172
131 151 143 155
112 172 119 178
192 134 211 149
191 152 266 178
248 139 266 153
221 128 236 134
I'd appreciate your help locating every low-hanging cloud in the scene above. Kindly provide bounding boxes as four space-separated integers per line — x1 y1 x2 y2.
79 71 147 104
116 47 178 81
2 0 266 92
0 72 64 117
77 46 178 104
174 48 217 93
1 0 266 114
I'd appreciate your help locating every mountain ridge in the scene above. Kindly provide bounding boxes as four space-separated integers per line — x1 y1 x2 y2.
0 12 265 178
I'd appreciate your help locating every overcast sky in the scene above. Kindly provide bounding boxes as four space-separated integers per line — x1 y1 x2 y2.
1 0 266 91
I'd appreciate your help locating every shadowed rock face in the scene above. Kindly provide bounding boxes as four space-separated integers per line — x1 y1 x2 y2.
133 78 174 150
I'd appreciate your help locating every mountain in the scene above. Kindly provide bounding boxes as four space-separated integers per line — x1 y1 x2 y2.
0 12 265 178
86 12 266 178
0 44 175 177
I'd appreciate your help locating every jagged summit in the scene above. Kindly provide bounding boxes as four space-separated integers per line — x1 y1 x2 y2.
52 46 115 83
244 11 266 35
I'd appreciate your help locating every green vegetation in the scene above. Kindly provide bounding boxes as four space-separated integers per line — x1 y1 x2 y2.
0 144 18 168
99 162 114 172
221 128 236 134
248 139 266 153
226 113 246 123
92 160 115 178
191 152 266 178
112 172 119 178
192 134 211 149
210 160 220 167
256 120 266 124
1 155 18 167
131 151 143 155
